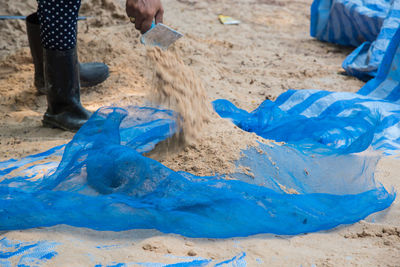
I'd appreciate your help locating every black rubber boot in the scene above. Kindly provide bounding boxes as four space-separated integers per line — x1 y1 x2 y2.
26 13 109 94
42 47 92 131
26 13 46 94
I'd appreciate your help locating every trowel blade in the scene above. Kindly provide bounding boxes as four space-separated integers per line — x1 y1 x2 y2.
140 23 183 49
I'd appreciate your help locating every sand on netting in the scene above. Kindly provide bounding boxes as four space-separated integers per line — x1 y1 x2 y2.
145 47 271 176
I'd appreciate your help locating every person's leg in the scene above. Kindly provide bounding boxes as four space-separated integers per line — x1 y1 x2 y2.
36 0 91 131
37 0 81 51
26 1 109 95
26 13 45 93
42 47 92 131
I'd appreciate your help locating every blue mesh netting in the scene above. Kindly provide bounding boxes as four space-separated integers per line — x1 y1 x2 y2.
215 27 400 155
0 103 395 237
2 17 400 240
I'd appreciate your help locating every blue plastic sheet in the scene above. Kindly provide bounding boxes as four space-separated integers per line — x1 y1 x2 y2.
311 0 400 80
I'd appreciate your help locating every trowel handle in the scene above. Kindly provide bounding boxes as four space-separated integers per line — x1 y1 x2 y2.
149 21 156 31
140 22 156 45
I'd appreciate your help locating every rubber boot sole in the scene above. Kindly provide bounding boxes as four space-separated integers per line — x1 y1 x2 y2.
42 119 79 132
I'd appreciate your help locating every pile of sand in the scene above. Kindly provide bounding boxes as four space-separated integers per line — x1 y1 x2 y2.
145 47 271 176
158 116 268 176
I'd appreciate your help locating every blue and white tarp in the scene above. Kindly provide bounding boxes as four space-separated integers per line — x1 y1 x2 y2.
221 25 400 154
311 0 400 80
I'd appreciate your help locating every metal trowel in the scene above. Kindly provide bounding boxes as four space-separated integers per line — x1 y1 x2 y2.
140 22 183 50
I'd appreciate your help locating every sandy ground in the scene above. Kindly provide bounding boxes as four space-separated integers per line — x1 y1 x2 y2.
0 0 399 266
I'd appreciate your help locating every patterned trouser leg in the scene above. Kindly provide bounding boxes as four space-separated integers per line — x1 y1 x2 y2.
37 0 82 51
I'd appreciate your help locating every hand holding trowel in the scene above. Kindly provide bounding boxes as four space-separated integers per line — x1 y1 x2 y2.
126 0 183 49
